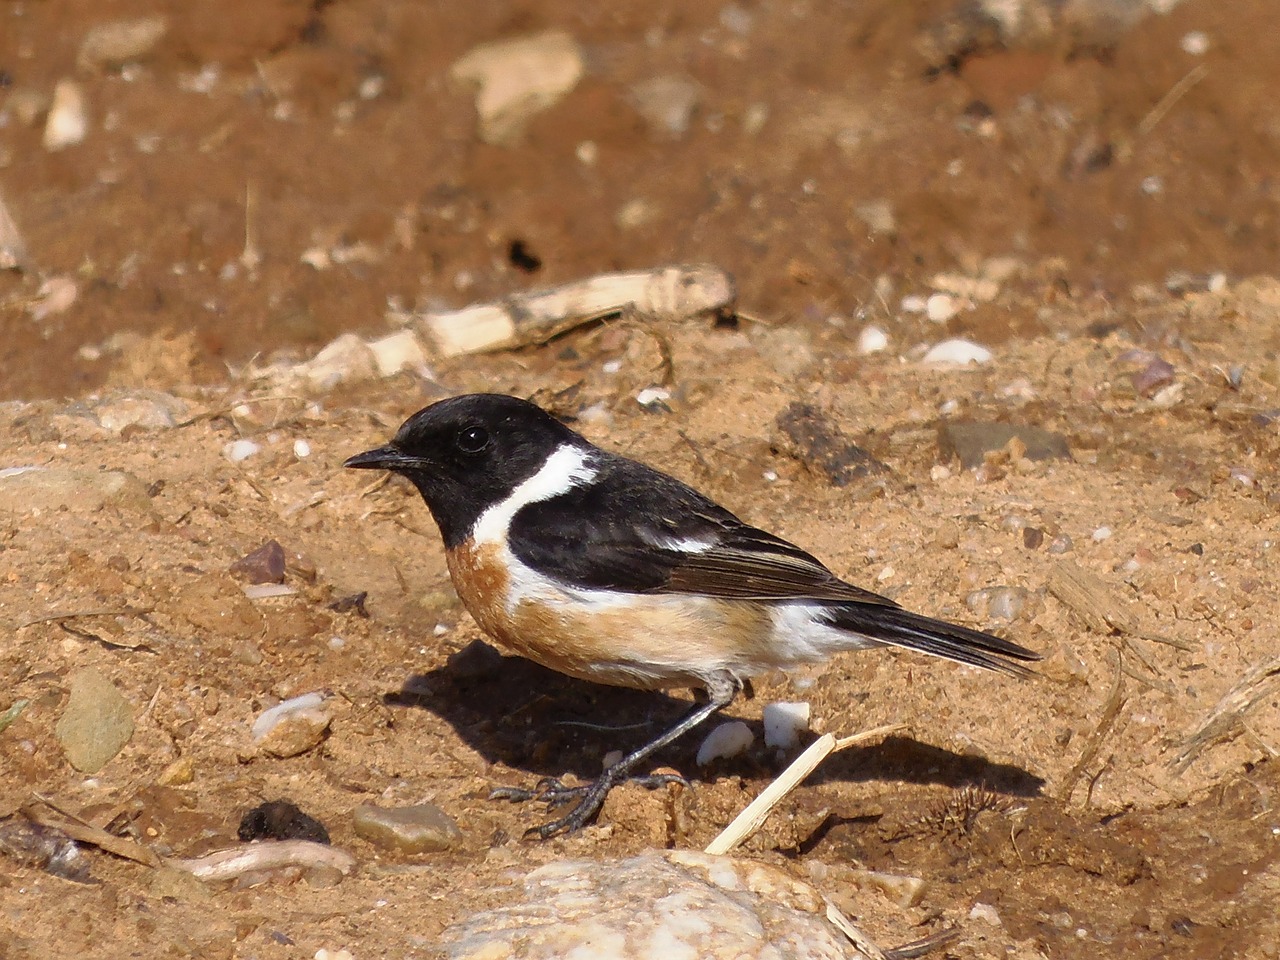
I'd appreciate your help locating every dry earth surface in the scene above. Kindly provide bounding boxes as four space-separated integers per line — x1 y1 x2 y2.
2 1 1280 958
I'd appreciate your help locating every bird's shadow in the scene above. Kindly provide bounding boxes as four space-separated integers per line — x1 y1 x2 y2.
385 653 1044 798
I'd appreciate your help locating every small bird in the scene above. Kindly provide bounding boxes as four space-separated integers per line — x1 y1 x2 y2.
346 393 1039 838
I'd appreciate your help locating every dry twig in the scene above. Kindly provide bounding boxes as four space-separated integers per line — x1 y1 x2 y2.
1057 651 1126 803
1047 560 1188 649
1171 654 1280 773
704 723 904 855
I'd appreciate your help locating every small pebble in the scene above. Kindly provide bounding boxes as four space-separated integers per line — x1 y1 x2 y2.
252 692 328 741
696 720 753 766
925 292 961 324
900 294 928 314
1022 527 1044 549
44 80 89 151
762 702 810 749
1132 357 1175 396
966 586 1029 621
922 338 992 365
857 325 888 354
230 540 287 584
636 386 671 408
28 277 79 321
353 803 462 853
224 439 260 463
1180 31 1209 55
969 902 1002 926
293 439 311 458
1092 526 1113 542
254 704 331 758
1047 534 1074 554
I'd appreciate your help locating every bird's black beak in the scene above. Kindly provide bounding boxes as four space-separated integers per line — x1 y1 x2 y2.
344 445 413 471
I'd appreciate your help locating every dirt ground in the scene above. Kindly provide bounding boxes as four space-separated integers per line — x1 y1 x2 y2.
3 0 1280 958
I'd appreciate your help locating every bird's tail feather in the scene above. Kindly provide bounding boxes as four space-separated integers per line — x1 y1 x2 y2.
827 604 1040 677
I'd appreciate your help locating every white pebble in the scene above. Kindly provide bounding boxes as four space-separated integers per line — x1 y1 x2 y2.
28 277 79 321
877 565 895 582
857 325 888 354
1180 31 1209 55
900 294 928 314
601 359 623 374
762 701 811 749
251 692 327 742
44 80 89 151
1092 526 1113 542
762 469 778 482
931 465 952 481
327 636 346 650
968 902 1002 926
293 439 311 458
636 386 671 407
925 292 961 324
1141 175 1164 195
576 140 598 165
223 439 261 462
696 720 753 766
922 338 992 365
367 329 429 378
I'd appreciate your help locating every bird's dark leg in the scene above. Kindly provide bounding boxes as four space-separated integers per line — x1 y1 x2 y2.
492 677 739 840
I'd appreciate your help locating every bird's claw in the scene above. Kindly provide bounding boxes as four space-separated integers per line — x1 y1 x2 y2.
491 771 691 838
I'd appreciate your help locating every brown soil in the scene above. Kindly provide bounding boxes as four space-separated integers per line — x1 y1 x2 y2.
3 1 1280 958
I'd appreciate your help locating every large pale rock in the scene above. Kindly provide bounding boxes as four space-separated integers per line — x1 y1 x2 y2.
441 850 862 959
0 467 152 515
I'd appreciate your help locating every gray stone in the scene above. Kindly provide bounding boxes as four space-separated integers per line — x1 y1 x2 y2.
55 668 135 773
776 403 887 486
441 850 863 959
353 803 461 854
629 75 703 138
92 391 188 433
938 420 1071 470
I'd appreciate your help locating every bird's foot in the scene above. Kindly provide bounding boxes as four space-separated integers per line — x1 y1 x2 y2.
488 772 688 839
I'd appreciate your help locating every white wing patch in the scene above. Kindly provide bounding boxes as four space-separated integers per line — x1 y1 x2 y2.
471 444 598 546
639 531 717 553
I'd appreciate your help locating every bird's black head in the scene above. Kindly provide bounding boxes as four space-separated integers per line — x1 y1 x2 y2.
344 393 588 547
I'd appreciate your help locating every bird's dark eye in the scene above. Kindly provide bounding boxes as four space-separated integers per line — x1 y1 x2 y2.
457 425 490 454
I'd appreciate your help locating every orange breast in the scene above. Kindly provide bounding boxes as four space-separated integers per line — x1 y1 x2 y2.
444 537 776 690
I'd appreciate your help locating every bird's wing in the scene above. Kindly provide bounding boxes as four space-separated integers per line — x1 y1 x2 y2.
505 458 896 606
